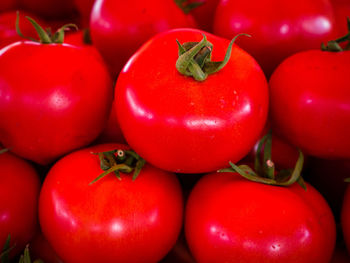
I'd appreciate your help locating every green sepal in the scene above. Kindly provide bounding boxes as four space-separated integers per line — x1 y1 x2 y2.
321 17 350 52
0 235 13 263
176 33 250 81
174 0 203 14
90 149 145 185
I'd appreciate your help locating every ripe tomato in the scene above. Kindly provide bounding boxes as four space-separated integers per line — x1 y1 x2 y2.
17 0 77 19
341 184 350 256
90 0 197 76
331 0 350 35
0 0 17 12
213 0 337 77
0 32 113 164
269 49 350 159
73 0 95 27
39 143 184 263
0 10 47 49
188 0 220 32
0 151 41 258
115 28 268 173
185 171 336 263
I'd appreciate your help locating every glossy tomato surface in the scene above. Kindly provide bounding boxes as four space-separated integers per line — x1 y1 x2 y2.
0 41 113 164
269 49 350 159
0 151 41 257
331 0 350 35
185 172 336 263
90 0 196 76
213 0 337 77
39 144 184 263
115 28 268 174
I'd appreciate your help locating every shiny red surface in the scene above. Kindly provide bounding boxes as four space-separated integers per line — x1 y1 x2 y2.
115 28 268 174
0 152 41 257
90 0 197 76
39 144 184 263
185 172 336 263
213 0 337 77
270 50 350 159
0 41 113 164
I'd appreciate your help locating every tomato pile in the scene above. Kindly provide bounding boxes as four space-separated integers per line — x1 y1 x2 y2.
0 0 349 262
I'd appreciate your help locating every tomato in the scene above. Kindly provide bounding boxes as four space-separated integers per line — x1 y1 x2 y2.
269 48 350 159
188 0 220 32
0 0 17 12
39 143 184 263
73 0 95 27
213 0 337 77
115 28 268 173
0 32 113 164
17 0 77 19
185 171 336 263
331 0 350 35
90 0 197 76
0 151 41 258
0 10 48 49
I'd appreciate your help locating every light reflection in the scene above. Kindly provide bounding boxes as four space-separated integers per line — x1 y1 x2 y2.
52 192 77 228
125 88 154 120
302 16 331 34
49 90 71 111
110 220 124 233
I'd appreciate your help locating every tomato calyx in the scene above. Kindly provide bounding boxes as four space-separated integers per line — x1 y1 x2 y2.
0 148 8 154
15 11 77 44
174 0 202 14
89 149 145 185
0 235 14 263
321 17 350 52
176 33 250 81
219 131 307 189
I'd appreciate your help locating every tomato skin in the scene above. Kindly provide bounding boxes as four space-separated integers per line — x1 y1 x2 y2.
0 11 47 49
17 0 77 19
0 151 41 258
89 0 196 76
73 0 95 27
185 172 336 263
0 0 17 13
269 50 350 159
188 0 220 32
331 0 350 35
213 0 337 77
341 185 350 256
0 41 113 165
39 144 184 263
115 28 268 174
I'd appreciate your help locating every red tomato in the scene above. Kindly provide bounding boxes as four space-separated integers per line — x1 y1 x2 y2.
0 151 41 258
331 0 350 35
185 172 336 263
0 40 113 165
17 0 77 19
115 28 268 173
269 49 350 159
188 0 220 32
0 0 17 12
39 143 184 263
73 0 95 27
0 10 47 49
90 0 197 76
341 185 350 256
213 0 337 77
